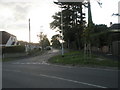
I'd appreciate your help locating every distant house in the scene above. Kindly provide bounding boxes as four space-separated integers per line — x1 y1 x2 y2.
91 23 120 55
109 23 120 32
0 31 19 46
109 23 120 41
26 43 42 52
109 23 120 56
18 41 42 52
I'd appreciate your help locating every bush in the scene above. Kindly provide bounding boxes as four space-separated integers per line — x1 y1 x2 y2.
2 45 25 53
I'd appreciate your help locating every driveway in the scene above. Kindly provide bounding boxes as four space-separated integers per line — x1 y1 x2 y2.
5 49 61 65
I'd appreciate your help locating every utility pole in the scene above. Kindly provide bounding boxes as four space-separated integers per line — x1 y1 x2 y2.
29 18 31 51
29 18 31 43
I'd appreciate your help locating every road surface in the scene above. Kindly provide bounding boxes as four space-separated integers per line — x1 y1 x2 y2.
2 49 119 88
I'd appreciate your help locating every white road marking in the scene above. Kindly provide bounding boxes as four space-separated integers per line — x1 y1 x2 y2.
3 69 107 88
39 74 107 88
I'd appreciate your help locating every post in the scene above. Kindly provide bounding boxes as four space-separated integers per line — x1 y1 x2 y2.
29 18 31 43
29 18 31 51
61 5 64 56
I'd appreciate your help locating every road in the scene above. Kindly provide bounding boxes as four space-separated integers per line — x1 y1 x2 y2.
2 49 118 88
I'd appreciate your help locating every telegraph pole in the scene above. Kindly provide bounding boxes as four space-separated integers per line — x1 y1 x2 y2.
29 18 31 43
29 18 31 51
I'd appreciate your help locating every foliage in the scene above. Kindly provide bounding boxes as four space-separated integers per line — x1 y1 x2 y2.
51 1 117 51
51 34 61 48
37 32 50 49
89 24 120 48
82 23 110 48
2 45 25 53
49 51 118 67
94 24 108 33
50 2 85 49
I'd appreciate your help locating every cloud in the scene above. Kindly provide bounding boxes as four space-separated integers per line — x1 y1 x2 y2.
0 0 57 31
0 2 32 30
13 3 32 20
0 0 59 43
0 0 42 3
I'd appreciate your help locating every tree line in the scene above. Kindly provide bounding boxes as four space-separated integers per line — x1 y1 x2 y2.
49 2 114 51
37 2 118 51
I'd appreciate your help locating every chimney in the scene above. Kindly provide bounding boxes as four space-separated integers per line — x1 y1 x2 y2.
110 22 112 27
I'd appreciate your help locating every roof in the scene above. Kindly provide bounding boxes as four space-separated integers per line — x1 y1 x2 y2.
110 23 120 29
0 31 16 44
58 0 84 2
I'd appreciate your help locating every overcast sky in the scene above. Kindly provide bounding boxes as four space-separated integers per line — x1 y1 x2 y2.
0 0 119 43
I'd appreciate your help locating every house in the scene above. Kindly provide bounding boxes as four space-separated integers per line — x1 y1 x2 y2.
109 23 120 56
110 23 120 31
109 23 120 41
25 43 42 52
18 41 42 52
91 23 120 56
0 31 19 46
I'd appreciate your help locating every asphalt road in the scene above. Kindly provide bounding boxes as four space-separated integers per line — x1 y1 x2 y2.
2 49 119 88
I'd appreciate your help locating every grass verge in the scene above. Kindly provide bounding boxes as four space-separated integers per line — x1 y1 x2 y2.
49 51 119 68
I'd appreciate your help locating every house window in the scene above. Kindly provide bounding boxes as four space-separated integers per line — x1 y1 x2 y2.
11 42 15 45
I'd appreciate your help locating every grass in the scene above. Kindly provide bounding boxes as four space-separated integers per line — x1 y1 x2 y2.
49 51 119 68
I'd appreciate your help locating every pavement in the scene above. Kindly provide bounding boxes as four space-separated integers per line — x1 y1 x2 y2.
2 49 119 88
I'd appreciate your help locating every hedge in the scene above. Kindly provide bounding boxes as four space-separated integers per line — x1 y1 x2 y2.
2 45 25 53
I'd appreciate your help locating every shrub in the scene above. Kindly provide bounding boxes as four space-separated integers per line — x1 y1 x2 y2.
2 45 25 53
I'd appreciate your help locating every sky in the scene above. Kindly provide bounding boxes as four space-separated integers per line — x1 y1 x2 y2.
0 0 119 43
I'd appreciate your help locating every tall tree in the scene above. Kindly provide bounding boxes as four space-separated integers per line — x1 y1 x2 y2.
50 2 85 49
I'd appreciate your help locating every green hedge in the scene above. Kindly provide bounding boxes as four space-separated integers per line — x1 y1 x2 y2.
2 45 25 53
